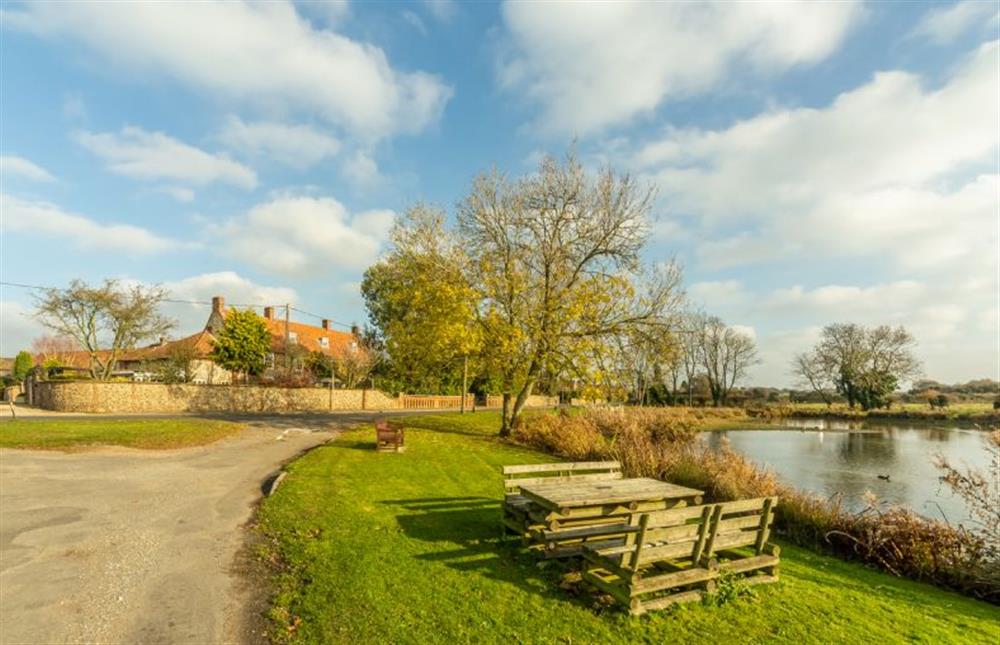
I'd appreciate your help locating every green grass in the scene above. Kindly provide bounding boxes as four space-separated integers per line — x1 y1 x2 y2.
0 418 244 450
256 412 999 644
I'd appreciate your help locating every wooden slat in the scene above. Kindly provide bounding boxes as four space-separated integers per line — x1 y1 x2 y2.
716 514 768 534
690 505 715 564
755 497 775 554
642 505 707 527
539 522 635 541
716 496 777 515
640 522 701 544
519 478 703 508
718 554 778 575
503 472 621 491
632 566 717 595
637 540 699 563
502 461 620 475
711 530 758 551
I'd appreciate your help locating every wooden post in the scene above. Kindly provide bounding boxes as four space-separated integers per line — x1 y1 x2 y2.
284 304 291 375
328 357 335 411
460 355 468 414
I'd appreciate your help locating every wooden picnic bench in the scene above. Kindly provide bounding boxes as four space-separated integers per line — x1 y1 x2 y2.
582 496 780 615
505 467 703 557
374 419 405 452
501 461 622 541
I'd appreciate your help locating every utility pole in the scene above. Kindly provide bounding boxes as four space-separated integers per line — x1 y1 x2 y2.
460 354 469 414
328 355 336 410
284 304 291 375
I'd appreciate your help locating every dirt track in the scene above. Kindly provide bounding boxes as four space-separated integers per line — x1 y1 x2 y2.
0 419 339 644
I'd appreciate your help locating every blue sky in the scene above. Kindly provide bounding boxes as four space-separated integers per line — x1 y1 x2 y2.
1 0 997 386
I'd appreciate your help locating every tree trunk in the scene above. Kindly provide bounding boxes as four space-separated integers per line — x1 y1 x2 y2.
508 377 536 434
500 393 512 437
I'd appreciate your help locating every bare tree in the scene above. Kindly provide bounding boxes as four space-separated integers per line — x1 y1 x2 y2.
34 279 174 380
699 317 757 407
799 323 921 410
459 152 683 435
792 350 835 406
679 311 707 405
30 334 81 367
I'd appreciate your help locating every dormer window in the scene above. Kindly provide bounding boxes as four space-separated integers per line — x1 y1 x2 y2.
288 331 298 344
319 337 329 348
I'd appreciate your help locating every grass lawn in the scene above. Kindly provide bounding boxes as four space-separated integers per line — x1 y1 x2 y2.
256 412 999 644
0 418 244 450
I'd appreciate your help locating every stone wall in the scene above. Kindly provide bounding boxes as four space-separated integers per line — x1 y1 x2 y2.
33 381 400 414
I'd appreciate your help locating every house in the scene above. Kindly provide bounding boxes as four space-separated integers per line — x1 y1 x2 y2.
46 296 361 383
206 296 360 363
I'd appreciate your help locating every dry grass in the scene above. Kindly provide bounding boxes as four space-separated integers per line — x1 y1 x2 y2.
513 409 1000 603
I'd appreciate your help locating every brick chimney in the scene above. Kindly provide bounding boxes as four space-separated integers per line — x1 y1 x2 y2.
322 319 331 330
206 296 226 334
264 306 274 320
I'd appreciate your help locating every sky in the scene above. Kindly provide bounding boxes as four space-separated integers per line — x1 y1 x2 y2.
0 0 997 387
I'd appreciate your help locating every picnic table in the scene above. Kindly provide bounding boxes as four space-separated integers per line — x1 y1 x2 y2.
517 478 704 557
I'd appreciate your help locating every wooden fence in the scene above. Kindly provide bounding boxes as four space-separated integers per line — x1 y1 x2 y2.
398 394 475 410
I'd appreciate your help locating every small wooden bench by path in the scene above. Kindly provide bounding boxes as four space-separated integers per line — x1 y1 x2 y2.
501 461 622 544
582 496 780 615
374 419 405 452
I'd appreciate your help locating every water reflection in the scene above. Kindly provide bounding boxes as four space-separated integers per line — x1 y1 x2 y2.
702 426 991 526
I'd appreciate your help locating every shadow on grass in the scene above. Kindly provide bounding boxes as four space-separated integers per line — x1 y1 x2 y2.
383 496 595 609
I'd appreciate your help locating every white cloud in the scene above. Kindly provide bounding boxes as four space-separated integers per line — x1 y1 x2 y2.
212 196 394 275
630 40 999 273
730 325 757 341
0 300 38 356
161 271 298 334
341 150 381 188
76 126 257 189
910 0 1000 45
218 116 340 168
498 1 862 134
766 281 927 313
687 280 747 308
1 155 55 182
296 0 351 27
5 1 452 140
1 193 179 254
155 186 196 203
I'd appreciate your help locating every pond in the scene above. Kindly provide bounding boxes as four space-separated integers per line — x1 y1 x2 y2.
701 422 994 527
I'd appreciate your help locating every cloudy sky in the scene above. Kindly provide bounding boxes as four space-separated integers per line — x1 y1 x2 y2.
1 0 997 386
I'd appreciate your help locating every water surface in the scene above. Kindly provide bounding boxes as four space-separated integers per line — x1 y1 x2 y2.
702 424 993 527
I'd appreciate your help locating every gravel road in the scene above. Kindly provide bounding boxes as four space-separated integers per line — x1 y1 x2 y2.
0 419 340 644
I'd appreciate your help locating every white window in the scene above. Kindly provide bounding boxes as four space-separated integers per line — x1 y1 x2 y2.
288 331 298 344
319 337 329 348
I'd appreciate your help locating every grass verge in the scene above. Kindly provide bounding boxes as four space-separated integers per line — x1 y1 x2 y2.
0 418 244 450
256 412 998 644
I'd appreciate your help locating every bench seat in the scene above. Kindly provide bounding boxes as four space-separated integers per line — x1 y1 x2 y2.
581 497 780 615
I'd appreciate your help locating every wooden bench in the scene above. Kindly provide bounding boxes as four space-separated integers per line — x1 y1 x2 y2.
582 496 779 615
500 461 622 540
375 419 405 452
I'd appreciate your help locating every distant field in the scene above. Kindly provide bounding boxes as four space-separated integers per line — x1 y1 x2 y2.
784 402 996 424
0 418 244 450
